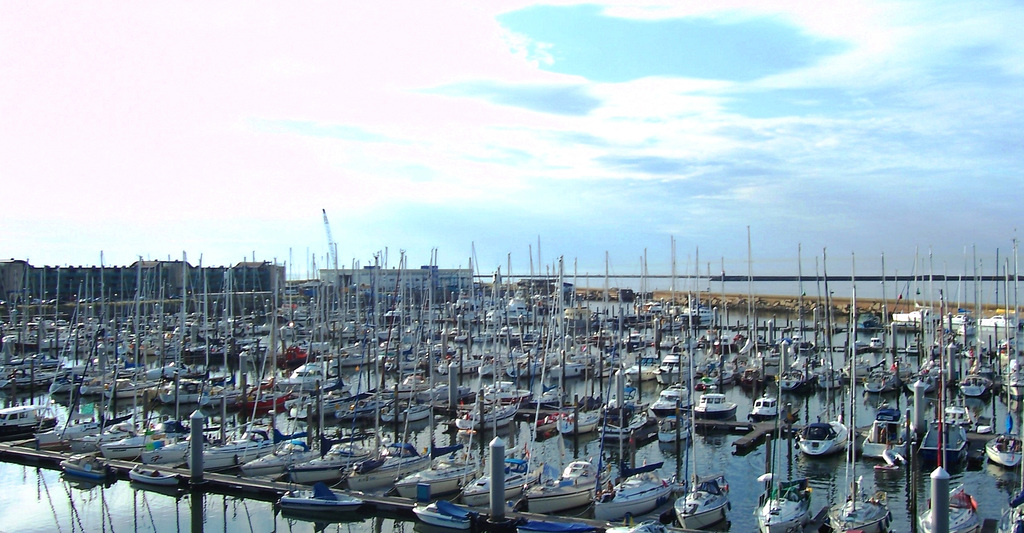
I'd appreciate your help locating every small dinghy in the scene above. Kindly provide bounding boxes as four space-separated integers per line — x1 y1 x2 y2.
277 482 363 513
129 464 180 487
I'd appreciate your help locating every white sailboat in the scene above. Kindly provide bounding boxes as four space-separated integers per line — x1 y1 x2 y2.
592 463 674 522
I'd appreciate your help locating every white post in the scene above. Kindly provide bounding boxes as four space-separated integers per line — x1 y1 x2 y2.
489 436 506 520
930 467 950 533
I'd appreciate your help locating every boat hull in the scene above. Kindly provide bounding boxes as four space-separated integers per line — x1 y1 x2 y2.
526 486 596 515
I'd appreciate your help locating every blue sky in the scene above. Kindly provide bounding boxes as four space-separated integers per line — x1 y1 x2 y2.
1 1 1022 288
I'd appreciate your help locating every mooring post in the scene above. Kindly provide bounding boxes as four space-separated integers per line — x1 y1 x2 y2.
489 436 506 520
930 466 950 533
189 409 205 484
448 362 458 409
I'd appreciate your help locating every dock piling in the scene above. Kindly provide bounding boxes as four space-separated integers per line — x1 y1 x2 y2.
489 436 505 521
190 409 205 484
930 467 950 533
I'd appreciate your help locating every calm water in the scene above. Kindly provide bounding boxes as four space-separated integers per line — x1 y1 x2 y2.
1 328 1021 533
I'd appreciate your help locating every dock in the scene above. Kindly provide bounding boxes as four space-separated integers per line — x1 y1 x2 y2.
0 440 644 533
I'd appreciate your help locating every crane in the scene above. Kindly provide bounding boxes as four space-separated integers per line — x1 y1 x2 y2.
322 209 338 271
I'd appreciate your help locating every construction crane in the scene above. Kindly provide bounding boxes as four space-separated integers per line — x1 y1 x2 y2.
322 209 338 271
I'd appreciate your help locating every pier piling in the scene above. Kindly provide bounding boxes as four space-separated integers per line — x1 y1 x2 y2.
930 467 950 533
489 436 505 520
190 409 205 484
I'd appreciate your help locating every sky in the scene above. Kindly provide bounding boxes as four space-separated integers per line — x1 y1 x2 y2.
2 1 1023 284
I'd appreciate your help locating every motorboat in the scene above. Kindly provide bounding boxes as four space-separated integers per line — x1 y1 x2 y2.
277 482 364 513
748 395 779 422
593 464 673 521
919 419 969 465
413 499 476 530
797 420 849 457
653 353 689 385
346 442 430 491
463 457 540 507
649 385 690 417
60 453 112 481
674 474 730 529
525 460 600 514
754 476 812 533
861 407 908 460
0 404 57 441
693 392 737 420
918 484 981 533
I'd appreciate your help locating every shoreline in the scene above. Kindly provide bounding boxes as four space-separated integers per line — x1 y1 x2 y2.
578 289 1015 319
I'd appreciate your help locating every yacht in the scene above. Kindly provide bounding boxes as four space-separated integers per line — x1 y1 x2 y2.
985 433 1023 468
755 476 812 533
918 485 981 533
463 457 540 507
286 441 372 484
525 460 601 514
346 443 430 491
797 419 849 457
0 405 57 441
828 480 892 533
919 419 969 465
649 384 691 417
592 464 674 521
674 474 730 529
693 392 737 420
240 439 318 477
861 407 908 460
748 395 779 422
187 429 275 471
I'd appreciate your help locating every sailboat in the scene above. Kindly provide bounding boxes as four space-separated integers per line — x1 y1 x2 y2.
918 485 982 533
592 462 674 522
828 477 892 533
828 265 892 533
987 390 1023 468
754 475 812 533
754 244 815 533
798 253 848 458
674 362 729 529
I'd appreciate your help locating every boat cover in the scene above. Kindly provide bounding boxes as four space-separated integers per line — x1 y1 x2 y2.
436 500 471 518
312 482 337 501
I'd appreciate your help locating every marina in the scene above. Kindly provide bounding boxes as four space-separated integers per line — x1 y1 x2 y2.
1 261 1023 533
